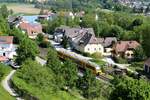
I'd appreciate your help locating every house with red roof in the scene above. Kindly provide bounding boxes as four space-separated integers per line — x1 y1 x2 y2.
114 41 140 59
19 21 43 39
0 36 16 62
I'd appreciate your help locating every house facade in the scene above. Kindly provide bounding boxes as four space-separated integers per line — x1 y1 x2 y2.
19 21 43 39
0 36 16 61
115 41 140 59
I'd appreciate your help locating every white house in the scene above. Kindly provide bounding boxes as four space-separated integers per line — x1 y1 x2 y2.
0 36 16 61
72 33 104 54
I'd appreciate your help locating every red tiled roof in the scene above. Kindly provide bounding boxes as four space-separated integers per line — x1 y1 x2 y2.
115 41 140 53
0 36 13 44
19 22 42 36
0 56 8 61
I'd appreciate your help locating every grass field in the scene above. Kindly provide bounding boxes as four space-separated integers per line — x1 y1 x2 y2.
0 3 40 15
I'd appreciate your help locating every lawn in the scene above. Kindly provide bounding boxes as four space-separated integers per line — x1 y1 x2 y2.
90 59 106 66
0 64 15 100
0 3 40 15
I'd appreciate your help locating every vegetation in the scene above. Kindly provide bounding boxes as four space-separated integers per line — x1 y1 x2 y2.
16 37 39 64
77 69 102 99
61 35 69 49
0 64 15 100
36 33 50 48
110 76 150 100
13 59 79 100
141 24 150 57
61 59 78 89
9 28 26 44
134 46 146 62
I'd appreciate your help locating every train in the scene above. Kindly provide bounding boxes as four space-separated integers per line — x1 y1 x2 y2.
57 49 102 75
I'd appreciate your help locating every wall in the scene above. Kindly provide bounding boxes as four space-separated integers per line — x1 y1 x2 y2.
84 44 104 54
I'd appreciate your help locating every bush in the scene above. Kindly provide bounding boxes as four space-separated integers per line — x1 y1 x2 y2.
39 41 50 48
82 52 91 57
116 57 128 64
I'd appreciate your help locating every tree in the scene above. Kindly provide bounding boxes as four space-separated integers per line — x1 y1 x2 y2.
36 33 44 45
9 28 25 44
61 59 78 89
46 47 63 89
46 47 62 74
61 36 69 49
141 24 150 57
110 76 150 100
110 25 124 39
129 18 143 30
36 33 50 48
0 15 10 34
77 69 102 99
134 46 146 62
16 59 55 91
16 37 39 65
0 5 9 18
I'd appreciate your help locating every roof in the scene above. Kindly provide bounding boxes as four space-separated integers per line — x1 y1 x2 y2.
0 36 13 44
97 37 117 47
55 26 117 47
115 41 140 53
8 16 22 23
78 33 100 46
145 58 150 66
19 22 42 36
0 56 8 61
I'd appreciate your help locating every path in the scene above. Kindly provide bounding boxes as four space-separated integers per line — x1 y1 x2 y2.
1 70 17 97
1 70 23 100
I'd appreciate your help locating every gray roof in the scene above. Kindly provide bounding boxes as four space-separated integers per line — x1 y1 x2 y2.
55 26 117 47
96 37 117 47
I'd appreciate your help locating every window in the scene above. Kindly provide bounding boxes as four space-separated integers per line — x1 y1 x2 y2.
94 48 96 51
88 48 90 51
3 53 5 56
99 48 101 50
127 53 130 56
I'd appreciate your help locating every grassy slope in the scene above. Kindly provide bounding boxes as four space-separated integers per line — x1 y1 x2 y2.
13 76 81 100
0 66 15 100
